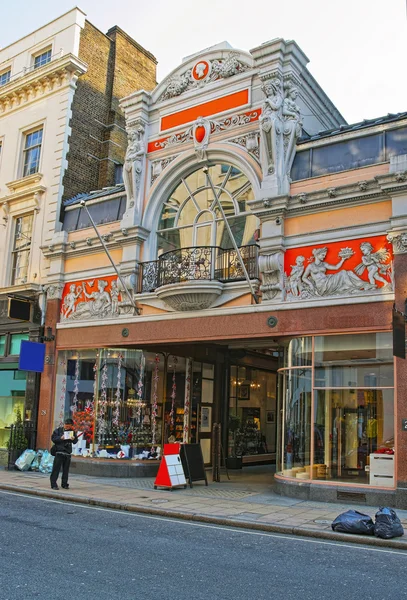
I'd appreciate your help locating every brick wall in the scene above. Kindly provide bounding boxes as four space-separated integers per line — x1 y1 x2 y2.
62 21 157 204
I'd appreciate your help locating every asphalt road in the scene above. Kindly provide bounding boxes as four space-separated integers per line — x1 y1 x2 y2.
0 491 406 600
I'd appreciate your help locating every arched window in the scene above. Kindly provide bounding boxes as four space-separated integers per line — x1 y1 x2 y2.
157 163 258 256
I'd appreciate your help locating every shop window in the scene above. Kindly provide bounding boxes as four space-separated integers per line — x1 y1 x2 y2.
0 335 5 356
277 333 394 487
11 213 33 285
314 332 394 388
9 333 29 356
0 369 26 448
313 388 394 485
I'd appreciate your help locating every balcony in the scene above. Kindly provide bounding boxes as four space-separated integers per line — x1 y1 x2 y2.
138 245 259 311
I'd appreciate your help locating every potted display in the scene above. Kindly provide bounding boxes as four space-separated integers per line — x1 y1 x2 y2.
226 415 243 469
7 408 28 469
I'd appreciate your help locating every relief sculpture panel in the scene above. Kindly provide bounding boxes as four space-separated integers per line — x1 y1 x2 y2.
283 235 393 302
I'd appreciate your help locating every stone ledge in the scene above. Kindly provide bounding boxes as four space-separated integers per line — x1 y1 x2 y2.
70 457 159 478
274 475 405 508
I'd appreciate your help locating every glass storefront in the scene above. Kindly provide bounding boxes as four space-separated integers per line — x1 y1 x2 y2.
229 366 277 459
54 348 215 462
0 332 30 449
278 333 394 485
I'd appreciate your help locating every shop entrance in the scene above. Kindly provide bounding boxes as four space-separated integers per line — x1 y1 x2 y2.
228 366 277 465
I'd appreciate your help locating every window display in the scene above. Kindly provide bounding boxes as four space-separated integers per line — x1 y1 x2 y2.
277 333 394 486
54 349 213 460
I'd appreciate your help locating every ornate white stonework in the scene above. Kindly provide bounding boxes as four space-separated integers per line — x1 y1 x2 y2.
387 232 407 254
45 283 65 300
229 133 260 160
259 76 303 195
60 277 136 321
123 123 146 212
155 281 224 311
150 155 179 185
193 117 211 160
158 53 250 102
259 253 284 301
150 110 260 152
284 243 393 302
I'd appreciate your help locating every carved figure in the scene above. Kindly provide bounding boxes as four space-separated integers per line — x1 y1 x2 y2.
259 78 284 178
110 280 120 315
354 243 391 287
302 247 374 297
62 284 82 318
282 86 303 177
123 126 145 202
75 280 111 317
287 256 305 297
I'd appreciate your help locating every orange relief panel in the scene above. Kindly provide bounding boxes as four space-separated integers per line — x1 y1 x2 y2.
60 275 123 322
284 234 393 302
285 201 392 236
64 250 122 274
160 89 249 131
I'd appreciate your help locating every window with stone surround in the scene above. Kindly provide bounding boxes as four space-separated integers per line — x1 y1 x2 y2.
11 213 34 285
0 68 11 86
22 128 43 177
33 48 52 70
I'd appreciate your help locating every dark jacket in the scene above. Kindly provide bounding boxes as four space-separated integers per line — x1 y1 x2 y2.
51 427 78 455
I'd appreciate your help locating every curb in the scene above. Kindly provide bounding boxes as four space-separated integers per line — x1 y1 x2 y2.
1 483 406 550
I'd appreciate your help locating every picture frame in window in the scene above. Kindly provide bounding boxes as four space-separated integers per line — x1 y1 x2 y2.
238 384 250 401
200 406 212 432
266 410 275 424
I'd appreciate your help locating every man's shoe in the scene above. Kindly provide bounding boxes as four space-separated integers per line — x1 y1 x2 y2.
62 484 69 489
51 485 59 490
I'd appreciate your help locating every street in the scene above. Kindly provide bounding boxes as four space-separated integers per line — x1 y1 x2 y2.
0 491 406 599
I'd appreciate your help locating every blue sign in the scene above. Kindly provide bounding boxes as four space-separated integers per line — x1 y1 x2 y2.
18 340 46 373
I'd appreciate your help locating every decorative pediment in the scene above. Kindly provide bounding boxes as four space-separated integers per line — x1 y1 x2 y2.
155 50 253 103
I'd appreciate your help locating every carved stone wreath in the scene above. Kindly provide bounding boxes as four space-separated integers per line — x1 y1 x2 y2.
158 53 250 102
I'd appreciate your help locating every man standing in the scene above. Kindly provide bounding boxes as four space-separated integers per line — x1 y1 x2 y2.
50 418 78 490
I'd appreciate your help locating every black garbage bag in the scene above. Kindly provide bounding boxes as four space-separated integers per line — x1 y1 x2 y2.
374 507 404 539
331 510 375 535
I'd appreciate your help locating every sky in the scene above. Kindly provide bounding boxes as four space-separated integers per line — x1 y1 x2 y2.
1 0 406 124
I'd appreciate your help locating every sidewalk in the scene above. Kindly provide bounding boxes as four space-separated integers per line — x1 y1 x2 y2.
1 467 406 550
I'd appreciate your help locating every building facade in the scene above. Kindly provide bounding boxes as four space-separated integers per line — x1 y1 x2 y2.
39 39 407 506
0 8 156 458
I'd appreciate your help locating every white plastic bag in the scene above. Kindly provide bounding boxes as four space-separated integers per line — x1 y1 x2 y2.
15 449 36 471
39 450 54 474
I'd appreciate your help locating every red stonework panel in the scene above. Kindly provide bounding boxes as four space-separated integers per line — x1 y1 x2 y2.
56 301 393 350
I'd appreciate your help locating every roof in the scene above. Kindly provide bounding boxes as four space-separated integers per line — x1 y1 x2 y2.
63 184 125 207
299 111 407 144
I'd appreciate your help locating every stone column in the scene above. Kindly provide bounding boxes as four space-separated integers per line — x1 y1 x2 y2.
36 285 63 450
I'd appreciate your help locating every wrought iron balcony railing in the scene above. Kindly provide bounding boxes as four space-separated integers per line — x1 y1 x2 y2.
138 245 259 294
